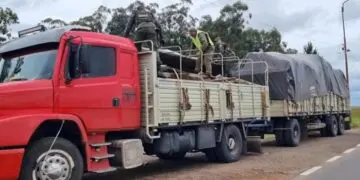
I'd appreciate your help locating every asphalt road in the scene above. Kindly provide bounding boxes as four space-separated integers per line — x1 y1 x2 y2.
84 130 360 180
295 144 360 180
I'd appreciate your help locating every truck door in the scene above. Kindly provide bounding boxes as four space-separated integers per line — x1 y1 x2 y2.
116 51 141 130
56 41 134 131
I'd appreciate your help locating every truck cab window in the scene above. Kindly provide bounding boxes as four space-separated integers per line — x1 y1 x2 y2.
82 46 116 78
68 44 116 79
0 50 57 83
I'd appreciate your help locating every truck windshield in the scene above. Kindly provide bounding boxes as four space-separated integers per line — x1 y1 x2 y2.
0 50 57 83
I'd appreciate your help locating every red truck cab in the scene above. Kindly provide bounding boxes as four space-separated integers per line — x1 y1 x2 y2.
0 26 142 179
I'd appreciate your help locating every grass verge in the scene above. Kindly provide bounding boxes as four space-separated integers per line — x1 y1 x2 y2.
351 107 360 128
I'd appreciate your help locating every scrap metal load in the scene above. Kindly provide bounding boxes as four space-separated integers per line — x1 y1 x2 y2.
230 52 349 102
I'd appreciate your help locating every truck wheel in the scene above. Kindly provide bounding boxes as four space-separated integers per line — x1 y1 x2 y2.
203 148 218 162
157 151 187 160
284 119 301 147
19 137 84 180
274 121 285 146
326 115 338 137
337 116 345 136
215 124 242 163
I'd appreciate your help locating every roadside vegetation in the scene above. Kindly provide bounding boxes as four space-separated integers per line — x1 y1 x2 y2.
351 107 360 128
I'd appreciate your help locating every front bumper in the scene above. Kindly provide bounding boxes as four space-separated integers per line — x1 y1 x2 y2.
0 148 24 180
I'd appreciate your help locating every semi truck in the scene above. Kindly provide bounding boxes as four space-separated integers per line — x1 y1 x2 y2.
0 25 351 180
0 26 269 180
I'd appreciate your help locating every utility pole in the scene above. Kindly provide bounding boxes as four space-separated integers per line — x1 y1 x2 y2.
341 0 350 84
341 0 352 130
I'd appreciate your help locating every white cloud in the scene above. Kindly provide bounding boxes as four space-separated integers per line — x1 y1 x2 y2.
1 0 360 104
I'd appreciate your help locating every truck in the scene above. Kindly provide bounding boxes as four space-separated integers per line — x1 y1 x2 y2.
0 25 270 180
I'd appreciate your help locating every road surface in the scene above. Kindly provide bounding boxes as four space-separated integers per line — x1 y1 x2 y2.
85 130 360 180
295 144 360 180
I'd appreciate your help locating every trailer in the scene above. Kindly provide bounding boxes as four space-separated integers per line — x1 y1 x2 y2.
0 26 269 180
234 52 351 147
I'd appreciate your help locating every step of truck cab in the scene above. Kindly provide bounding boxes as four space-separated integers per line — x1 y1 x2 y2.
90 142 112 152
90 142 112 148
87 133 114 173
91 154 115 162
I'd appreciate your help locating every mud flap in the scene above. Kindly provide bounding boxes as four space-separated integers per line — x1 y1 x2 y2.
246 136 263 154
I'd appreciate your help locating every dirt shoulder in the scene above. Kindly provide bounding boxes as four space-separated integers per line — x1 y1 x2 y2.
86 129 360 180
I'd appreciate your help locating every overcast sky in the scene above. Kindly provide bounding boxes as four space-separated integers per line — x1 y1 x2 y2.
1 0 360 105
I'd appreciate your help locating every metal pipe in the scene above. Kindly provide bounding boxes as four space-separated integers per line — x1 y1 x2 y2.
134 40 154 52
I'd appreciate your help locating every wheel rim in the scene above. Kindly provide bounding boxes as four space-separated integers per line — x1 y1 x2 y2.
333 120 338 133
293 125 299 138
33 149 75 180
228 136 236 150
340 119 345 131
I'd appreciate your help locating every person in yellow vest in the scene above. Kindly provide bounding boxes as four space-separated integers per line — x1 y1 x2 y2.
189 28 215 77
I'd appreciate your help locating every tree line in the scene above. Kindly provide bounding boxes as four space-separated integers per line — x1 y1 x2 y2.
0 0 319 56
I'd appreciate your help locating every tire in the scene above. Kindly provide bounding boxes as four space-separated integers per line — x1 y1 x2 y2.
215 124 242 163
326 115 338 137
284 119 301 147
274 120 285 146
338 115 345 136
19 137 84 180
204 148 218 162
157 151 187 160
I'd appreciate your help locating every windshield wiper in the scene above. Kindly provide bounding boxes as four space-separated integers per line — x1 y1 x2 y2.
8 78 28 82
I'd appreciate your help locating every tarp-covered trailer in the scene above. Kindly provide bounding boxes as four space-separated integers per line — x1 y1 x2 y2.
231 52 351 147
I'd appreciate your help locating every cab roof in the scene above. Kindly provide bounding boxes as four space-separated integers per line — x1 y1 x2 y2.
0 25 136 54
0 26 92 54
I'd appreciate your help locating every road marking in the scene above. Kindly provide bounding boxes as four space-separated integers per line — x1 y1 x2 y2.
300 166 322 176
343 148 356 154
326 155 341 163
356 144 360 148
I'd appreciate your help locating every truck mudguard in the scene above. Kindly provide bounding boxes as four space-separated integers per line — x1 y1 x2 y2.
0 113 88 147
